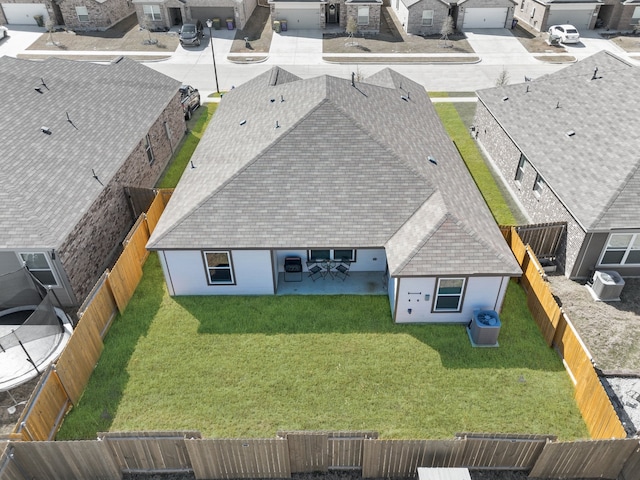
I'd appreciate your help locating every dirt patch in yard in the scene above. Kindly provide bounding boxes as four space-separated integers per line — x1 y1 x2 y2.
21 13 178 59
229 5 273 55
602 33 640 52
323 7 473 55
546 275 640 374
0 376 40 437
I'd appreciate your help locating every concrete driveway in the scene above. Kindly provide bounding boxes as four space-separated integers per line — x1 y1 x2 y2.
0 25 44 57
464 28 538 65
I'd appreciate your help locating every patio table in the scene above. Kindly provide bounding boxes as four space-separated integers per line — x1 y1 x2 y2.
320 260 336 279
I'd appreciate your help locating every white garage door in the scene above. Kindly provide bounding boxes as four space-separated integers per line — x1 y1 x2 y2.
463 7 508 28
2 3 48 25
274 6 320 29
547 9 593 31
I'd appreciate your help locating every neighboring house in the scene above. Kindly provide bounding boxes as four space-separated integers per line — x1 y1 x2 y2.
268 0 383 33
57 0 134 31
392 0 516 35
597 0 640 31
132 0 257 30
514 0 607 32
0 0 133 30
0 57 185 307
473 51 640 280
147 67 521 324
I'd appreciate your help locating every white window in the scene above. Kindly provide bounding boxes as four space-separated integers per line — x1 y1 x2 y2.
434 278 465 312
203 251 235 284
143 4 162 21
19 252 58 286
533 173 545 198
358 6 369 25
76 6 89 22
633 7 640 19
308 249 356 262
600 233 640 265
145 134 154 165
515 154 527 184
422 10 434 26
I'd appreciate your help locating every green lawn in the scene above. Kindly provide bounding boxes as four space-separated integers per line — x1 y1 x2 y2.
58 254 587 440
56 100 589 441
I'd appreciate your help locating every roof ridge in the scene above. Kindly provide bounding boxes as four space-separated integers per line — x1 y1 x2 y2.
591 157 640 229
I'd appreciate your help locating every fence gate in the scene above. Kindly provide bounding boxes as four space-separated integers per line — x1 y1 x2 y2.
515 222 566 260
280 432 328 473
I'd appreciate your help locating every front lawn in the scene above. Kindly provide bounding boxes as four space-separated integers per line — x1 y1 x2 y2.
58 253 587 440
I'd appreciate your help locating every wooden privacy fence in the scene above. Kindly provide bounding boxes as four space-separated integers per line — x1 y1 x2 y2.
2 432 640 480
10 189 173 443
500 226 626 440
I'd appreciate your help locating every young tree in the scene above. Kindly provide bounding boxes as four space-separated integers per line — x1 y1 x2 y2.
45 17 57 46
345 17 358 46
495 67 510 87
439 16 454 48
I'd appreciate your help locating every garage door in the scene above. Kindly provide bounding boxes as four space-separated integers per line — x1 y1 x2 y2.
273 6 320 29
462 7 508 28
190 7 235 25
547 9 593 31
2 3 48 25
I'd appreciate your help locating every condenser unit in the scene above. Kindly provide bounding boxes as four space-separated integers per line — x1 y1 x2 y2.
591 270 625 301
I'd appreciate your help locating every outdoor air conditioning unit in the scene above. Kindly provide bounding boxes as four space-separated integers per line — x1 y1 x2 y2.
467 309 501 347
591 270 625 301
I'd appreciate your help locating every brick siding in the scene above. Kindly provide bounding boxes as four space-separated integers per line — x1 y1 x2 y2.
474 101 587 277
59 0 134 30
57 92 185 305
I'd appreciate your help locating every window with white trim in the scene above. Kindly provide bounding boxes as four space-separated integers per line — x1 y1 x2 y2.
144 134 154 165
358 6 369 25
533 173 545 198
203 251 235 284
434 278 465 312
76 6 89 22
633 7 640 19
422 10 434 26
308 249 355 262
19 252 58 286
600 233 640 265
514 154 527 185
143 4 162 21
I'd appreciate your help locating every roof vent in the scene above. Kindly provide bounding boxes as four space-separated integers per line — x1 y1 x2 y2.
428 156 437 165
41 126 52 135
275 120 280 129
524 76 532 82
239 119 246 126
502 96 509 102
190 161 196 169
556 101 561 109
525 85 530 93
34 87 43 94
270 98 275 103
280 95 284 103
351 72 355 87
591 67 599 80
566 130 575 137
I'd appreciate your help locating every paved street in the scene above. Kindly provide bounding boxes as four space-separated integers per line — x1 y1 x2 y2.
0 23 637 95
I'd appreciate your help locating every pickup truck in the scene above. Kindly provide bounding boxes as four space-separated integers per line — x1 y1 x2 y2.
180 85 201 120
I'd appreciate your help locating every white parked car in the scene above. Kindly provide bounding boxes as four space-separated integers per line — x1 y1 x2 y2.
0 26 8 40
548 24 580 44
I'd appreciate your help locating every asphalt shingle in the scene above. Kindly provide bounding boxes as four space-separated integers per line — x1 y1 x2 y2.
0 57 181 249
149 67 521 277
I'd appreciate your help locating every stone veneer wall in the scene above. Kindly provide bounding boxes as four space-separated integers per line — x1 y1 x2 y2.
57 92 185 305
404 0 449 35
60 0 134 30
514 0 547 32
342 3 381 33
473 101 587 278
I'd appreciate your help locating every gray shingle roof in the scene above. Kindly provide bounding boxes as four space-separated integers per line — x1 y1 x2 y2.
0 57 181 249
149 67 520 277
477 51 640 231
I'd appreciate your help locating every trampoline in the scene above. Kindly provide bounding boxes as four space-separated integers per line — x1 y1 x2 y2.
0 267 73 394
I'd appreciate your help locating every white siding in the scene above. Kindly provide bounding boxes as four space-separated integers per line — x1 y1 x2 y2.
160 249 274 295
394 276 509 323
274 248 386 272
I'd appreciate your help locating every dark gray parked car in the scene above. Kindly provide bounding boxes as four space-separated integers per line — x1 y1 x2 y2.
179 20 204 47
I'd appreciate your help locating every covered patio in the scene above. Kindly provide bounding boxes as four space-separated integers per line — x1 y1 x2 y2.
277 270 387 295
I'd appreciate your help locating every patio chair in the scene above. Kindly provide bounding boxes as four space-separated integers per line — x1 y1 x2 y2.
307 261 323 281
334 260 350 281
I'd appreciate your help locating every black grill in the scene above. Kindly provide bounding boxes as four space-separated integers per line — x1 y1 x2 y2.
284 257 302 282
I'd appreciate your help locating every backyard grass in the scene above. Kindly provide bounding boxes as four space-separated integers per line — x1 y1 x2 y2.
156 103 217 188
56 101 588 441
435 102 519 225
58 253 588 440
